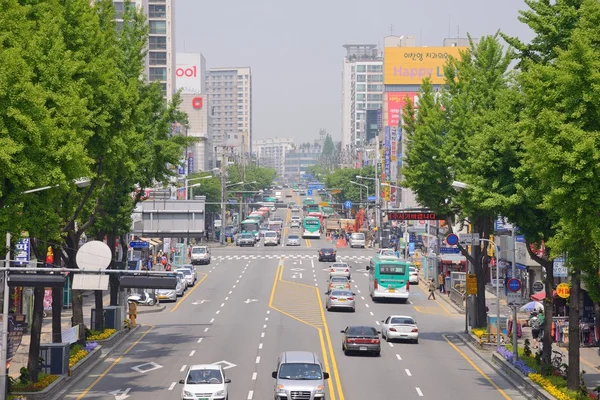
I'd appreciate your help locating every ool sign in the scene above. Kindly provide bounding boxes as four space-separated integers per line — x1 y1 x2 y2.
176 53 203 93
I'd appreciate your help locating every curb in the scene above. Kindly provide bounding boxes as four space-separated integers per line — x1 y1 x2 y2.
418 276 465 314
137 304 166 314
455 332 552 400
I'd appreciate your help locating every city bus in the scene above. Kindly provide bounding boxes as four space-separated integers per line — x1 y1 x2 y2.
307 212 324 226
258 207 271 220
302 216 321 239
305 204 320 213
247 213 264 226
240 219 260 241
303 197 315 206
366 255 411 303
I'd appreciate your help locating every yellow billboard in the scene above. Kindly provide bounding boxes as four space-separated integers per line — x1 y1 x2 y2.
384 46 468 85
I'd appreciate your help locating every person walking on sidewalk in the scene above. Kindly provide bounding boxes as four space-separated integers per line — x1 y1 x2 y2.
529 312 542 349
428 279 436 300
438 272 445 293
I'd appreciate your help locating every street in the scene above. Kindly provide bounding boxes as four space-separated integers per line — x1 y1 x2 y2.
59 204 526 400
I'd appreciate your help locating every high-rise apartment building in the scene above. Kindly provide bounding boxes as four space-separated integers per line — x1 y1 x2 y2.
253 138 294 178
113 0 176 102
206 67 253 159
341 44 384 152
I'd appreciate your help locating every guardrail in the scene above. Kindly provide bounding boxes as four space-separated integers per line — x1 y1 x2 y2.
449 287 466 310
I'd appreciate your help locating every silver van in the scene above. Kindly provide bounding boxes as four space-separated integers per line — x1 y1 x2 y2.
272 351 329 399
349 232 365 248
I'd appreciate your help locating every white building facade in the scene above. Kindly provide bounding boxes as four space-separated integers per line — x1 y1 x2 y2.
341 44 383 152
176 53 206 94
206 67 253 159
178 93 213 173
253 138 294 178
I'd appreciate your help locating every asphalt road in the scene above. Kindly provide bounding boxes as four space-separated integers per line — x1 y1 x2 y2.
60 191 527 400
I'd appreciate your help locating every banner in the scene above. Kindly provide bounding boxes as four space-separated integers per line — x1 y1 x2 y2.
384 149 391 178
383 186 391 202
377 108 382 130
187 152 194 174
384 47 467 85
384 126 391 149
391 127 397 161
387 92 419 128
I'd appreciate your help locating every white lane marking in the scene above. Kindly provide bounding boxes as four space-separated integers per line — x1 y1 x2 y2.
405 369 412 376
255 356 261 364
263 324 267 329
236 280 240 283
416 387 423 396
361 296 365 300
242 270 245 274
267 310 270 314
247 390 254 400
168 382 176 390
314 278 317 281
210 318 215 323
315 283 318 286
189 350 196 357
265 317 269 321
365 303 369 308
221 303 225 307
396 354 402 360
375 321 380 325
197 338 203 343
389 342 394 347
261 332 265 338
369 311 374 316
233 285 236 288
204 327 209 332
180 365 187 371
313 274 316 277
252 372 257 380
239 275 242 278
216 310 220 315
357 289 361 293
225 297 229 301
259 343 263 349
229 290 233 295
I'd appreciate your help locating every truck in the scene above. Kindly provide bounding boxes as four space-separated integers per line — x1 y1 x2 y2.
339 219 356 233
326 217 341 233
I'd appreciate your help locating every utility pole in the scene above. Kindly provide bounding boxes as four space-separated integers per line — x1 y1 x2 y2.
375 137 382 246
512 229 518 361
219 152 227 245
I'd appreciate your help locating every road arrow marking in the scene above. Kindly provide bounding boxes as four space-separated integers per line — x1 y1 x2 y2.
109 388 131 400
213 360 237 370
131 362 163 374
292 273 303 279
356 269 367 273
244 299 258 304
192 300 210 305
290 268 305 272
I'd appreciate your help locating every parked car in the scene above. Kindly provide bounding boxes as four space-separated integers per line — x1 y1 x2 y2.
176 268 195 287
157 286 178 302
409 266 419 284
341 325 381 356
178 264 197 284
381 315 419 344
318 248 337 262
176 271 188 291
190 246 211 265
326 289 356 312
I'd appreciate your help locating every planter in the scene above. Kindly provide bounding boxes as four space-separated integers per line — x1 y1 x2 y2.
491 353 554 400
93 328 128 349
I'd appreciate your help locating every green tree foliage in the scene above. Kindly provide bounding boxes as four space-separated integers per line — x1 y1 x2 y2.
324 166 375 205
320 134 336 171
189 173 222 213
226 165 277 192
402 35 514 328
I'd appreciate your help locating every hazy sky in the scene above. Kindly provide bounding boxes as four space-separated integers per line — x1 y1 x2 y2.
176 0 534 143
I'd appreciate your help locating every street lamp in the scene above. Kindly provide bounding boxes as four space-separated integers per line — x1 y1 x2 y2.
349 181 368 223
1 178 91 396
184 176 212 200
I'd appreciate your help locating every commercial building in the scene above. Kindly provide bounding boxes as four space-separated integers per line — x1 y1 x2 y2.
176 53 206 94
206 67 253 159
112 0 176 102
341 44 384 153
381 35 471 208
177 93 213 173
283 137 324 182
253 138 294 178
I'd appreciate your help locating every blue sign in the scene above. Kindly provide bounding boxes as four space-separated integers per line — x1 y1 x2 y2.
384 127 391 149
188 155 194 174
507 278 522 293
440 247 460 254
377 109 382 130
14 238 30 265
446 234 459 246
409 242 415 255
307 189 313 195
344 200 353 209
384 149 391 177
367 196 377 201
397 127 402 142
177 165 185 175
228 199 237 204
129 241 149 249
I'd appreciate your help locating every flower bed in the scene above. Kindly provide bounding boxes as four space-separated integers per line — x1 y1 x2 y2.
472 328 487 338
69 342 98 368
496 346 592 399
87 328 116 341
9 373 59 393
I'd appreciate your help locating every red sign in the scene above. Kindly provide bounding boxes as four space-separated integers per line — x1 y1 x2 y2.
176 66 197 77
387 211 436 221
192 97 203 109
387 92 419 128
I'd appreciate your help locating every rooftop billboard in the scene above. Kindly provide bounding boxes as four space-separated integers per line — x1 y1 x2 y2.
384 47 467 85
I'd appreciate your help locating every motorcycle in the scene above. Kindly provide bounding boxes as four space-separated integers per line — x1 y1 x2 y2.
128 291 156 306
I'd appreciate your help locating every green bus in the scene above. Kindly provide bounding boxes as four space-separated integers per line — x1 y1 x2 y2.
302 216 321 239
241 219 260 241
366 255 410 303
302 197 315 205
305 204 319 213
321 206 335 217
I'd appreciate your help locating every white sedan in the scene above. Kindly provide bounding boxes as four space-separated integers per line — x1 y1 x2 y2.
180 363 230 400
409 266 419 284
381 315 419 344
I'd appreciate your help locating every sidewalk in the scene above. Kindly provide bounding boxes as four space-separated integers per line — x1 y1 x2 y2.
10 291 110 378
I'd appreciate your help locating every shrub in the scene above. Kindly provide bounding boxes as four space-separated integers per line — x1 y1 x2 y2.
472 328 486 338
10 373 59 393
69 349 88 368
87 328 117 341
528 374 572 400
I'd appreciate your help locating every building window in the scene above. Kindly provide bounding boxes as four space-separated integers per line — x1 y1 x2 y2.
367 65 383 73
356 84 366 92
149 36 167 50
149 51 167 65
367 93 382 101
149 21 166 34
356 65 366 73
356 93 366 101
356 74 366 82
367 74 383 82
149 67 167 81
367 103 380 110
148 4 166 18
367 84 383 92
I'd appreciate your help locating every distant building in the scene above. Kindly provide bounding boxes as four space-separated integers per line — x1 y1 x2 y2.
176 53 206 94
284 141 322 182
341 44 384 152
253 138 294 178
178 93 213 173
206 67 253 159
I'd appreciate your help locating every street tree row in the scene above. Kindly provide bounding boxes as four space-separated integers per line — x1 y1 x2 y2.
401 0 600 390
0 0 192 382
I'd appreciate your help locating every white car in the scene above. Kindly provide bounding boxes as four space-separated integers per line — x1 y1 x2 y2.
263 230 279 246
377 248 399 258
349 232 365 248
381 315 419 344
409 266 419 284
329 262 351 279
290 220 300 228
180 363 230 400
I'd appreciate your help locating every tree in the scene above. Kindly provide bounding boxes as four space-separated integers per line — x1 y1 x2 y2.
324 166 375 206
189 173 222 213
402 35 514 328
320 134 336 172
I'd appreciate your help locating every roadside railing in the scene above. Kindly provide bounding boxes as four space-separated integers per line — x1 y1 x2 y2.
449 287 466 310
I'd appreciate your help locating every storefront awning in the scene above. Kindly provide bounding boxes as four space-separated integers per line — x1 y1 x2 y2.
530 290 557 301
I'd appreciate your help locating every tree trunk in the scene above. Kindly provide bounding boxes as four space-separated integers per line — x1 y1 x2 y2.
27 287 45 383
65 234 84 336
472 216 492 329
541 258 554 375
51 287 62 343
567 269 581 390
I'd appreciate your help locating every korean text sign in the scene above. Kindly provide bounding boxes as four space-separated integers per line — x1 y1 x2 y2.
384 47 467 85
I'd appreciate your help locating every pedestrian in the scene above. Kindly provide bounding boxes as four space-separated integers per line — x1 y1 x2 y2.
504 275 509 297
438 272 445 293
428 279 436 300
529 312 542 348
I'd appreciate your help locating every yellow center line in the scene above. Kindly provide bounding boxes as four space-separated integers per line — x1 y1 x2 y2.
269 262 344 400
75 326 155 400
442 334 511 400
170 272 208 312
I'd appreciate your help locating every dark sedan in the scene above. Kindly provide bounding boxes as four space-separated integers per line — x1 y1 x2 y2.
318 248 336 262
341 326 381 356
